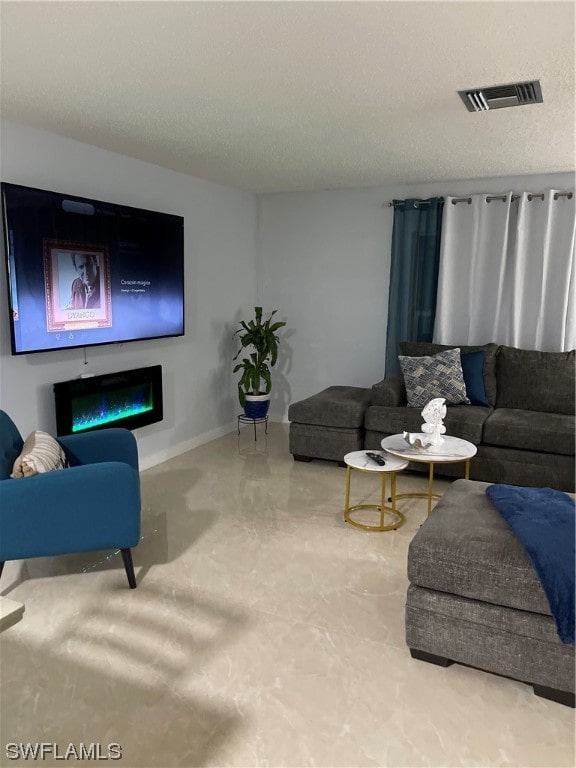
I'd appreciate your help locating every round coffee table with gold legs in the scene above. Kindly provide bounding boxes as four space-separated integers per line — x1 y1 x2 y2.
381 434 477 515
343 450 409 532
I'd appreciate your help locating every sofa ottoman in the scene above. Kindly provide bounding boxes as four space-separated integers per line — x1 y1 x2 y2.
406 479 575 706
288 386 372 463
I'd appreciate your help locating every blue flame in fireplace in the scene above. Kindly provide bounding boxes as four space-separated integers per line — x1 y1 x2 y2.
71 384 153 433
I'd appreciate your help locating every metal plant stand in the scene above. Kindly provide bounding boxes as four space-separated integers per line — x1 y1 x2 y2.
237 414 268 441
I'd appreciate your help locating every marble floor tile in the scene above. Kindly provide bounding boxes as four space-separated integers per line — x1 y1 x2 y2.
0 423 573 767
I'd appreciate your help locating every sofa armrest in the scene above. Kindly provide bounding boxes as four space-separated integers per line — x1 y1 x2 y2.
371 376 407 407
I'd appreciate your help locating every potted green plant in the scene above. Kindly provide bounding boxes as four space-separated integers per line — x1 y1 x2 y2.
233 306 286 418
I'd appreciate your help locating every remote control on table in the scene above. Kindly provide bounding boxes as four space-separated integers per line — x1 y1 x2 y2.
366 452 386 466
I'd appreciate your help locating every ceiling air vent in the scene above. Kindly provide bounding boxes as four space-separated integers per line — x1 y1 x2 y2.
459 80 543 112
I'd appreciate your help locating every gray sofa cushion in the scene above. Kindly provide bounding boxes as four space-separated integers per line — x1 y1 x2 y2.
365 404 492 444
474 445 575 492
496 346 575 415
288 386 372 429
400 342 499 406
483 409 576 456
405 585 575 694
407 479 554 616
407 584 563 645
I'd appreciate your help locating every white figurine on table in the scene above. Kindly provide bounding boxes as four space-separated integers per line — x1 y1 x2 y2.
420 397 447 447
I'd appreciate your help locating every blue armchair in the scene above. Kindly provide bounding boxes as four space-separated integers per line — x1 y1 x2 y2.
0 410 141 588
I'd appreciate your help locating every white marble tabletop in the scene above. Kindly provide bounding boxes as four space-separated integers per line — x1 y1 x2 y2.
344 450 409 473
381 434 477 463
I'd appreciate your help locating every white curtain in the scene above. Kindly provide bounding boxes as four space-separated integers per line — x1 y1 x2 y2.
433 190 575 351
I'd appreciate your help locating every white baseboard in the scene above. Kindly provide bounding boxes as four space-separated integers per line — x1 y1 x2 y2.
138 420 237 471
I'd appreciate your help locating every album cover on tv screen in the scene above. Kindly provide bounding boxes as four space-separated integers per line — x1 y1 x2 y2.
2 182 185 354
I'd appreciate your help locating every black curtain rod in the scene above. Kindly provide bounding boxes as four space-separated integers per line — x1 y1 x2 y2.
384 191 574 207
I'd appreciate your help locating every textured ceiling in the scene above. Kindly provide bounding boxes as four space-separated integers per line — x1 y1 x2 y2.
1 1 574 193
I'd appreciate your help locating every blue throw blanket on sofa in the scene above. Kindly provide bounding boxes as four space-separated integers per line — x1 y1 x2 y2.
486 484 575 644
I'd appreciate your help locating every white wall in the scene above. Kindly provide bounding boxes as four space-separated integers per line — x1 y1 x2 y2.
257 171 575 419
0 121 258 469
2 123 573 443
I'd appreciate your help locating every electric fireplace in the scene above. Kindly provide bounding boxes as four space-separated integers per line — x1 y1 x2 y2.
53 365 163 436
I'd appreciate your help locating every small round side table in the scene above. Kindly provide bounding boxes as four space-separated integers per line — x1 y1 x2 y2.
343 450 409 532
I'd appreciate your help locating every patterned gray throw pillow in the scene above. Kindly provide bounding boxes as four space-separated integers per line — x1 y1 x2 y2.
399 347 470 408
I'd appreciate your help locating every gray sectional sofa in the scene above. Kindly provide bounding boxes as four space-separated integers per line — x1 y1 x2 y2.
288 343 575 492
406 479 575 706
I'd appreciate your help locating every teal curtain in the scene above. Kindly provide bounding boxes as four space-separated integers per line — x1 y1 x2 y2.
384 197 444 375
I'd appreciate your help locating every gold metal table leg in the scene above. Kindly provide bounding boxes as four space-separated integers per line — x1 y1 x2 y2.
380 473 387 528
344 466 352 522
343 467 405 532
427 462 435 515
393 456 474 514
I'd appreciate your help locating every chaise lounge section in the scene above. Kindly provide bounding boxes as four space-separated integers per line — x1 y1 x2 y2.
405 479 575 707
288 386 372 464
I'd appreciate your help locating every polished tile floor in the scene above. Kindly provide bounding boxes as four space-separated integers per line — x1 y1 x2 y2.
1 424 574 767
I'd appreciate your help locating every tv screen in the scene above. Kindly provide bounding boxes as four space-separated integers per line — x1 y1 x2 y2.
1 182 185 354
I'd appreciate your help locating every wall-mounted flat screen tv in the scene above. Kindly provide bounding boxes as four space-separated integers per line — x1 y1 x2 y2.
1 182 185 354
